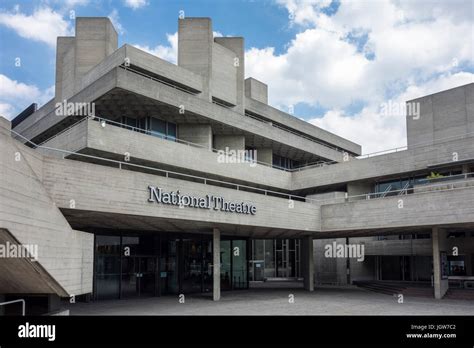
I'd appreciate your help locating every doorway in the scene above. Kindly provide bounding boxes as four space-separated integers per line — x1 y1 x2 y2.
121 256 158 298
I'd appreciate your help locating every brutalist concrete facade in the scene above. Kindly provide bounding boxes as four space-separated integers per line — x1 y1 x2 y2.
1 17 473 313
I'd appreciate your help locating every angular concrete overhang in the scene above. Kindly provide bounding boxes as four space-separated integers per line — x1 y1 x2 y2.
291 136 474 191
14 63 350 163
245 97 361 156
115 67 347 162
13 44 204 142
318 186 474 238
78 44 204 94
38 118 294 191
41 156 321 238
0 229 68 296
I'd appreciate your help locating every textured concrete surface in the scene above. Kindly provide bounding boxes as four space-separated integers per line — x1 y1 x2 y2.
66 287 474 316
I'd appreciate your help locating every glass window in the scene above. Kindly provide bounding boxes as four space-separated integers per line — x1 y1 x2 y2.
264 240 275 278
220 240 232 290
232 240 247 289
151 118 167 138
167 122 177 139
95 235 121 300
121 116 137 129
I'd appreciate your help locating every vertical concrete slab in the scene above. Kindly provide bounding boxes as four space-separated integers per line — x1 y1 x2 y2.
213 228 221 301
214 37 245 114
74 17 118 89
178 18 213 102
245 78 268 104
55 37 75 103
432 227 449 299
302 236 314 291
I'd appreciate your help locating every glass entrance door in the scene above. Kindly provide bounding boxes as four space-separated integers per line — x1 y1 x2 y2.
121 256 157 298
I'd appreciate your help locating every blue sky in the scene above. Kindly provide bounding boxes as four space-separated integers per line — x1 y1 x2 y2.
0 0 297 96
0 0 472 153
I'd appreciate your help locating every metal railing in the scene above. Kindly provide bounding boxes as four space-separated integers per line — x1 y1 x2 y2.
0 299 26 316
380 185 393 198
416 172 474 185
9 128 474 207
398 182 410 196
36 115 295 172
121 62 357 159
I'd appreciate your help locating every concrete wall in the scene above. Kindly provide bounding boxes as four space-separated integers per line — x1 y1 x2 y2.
211 43 237 105
350 256 375 282
41 155 320 235
178 124 213 150
245 78 268 104
75 17 117 81
321 187 474 232
256 147 272 165
34 118 293 190
55 37 75 102
292 136 474 190
215 37 244 113
213 135 245 151
0 117 93 296
178 17 213 101
314 238 348 285
407 83 474 148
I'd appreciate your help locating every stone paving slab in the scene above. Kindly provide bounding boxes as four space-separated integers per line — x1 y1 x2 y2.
66 287 474 316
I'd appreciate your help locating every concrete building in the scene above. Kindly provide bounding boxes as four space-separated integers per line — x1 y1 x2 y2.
1 17 473 314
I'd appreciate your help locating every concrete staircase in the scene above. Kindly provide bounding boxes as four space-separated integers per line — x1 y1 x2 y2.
444 289 474 300
353 281 433 297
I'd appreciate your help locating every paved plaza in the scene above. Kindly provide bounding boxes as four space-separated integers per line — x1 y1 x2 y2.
66 286 474 316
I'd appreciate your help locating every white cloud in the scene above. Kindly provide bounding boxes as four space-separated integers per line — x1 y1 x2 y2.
0 7 72 47
108 9 125 35
0 74 54 120
310 72 474 154
124 0 149 10
63 0 90 7
133 32 178 64
246 0 474 153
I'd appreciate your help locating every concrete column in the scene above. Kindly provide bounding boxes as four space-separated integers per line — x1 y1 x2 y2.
178 124 213 150
432 227 449 299
213 135 245 152
256 147 272 165
213 228 221 301
301 236 314 291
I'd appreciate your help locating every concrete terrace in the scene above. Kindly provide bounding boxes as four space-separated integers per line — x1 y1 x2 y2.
66 287 474 316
